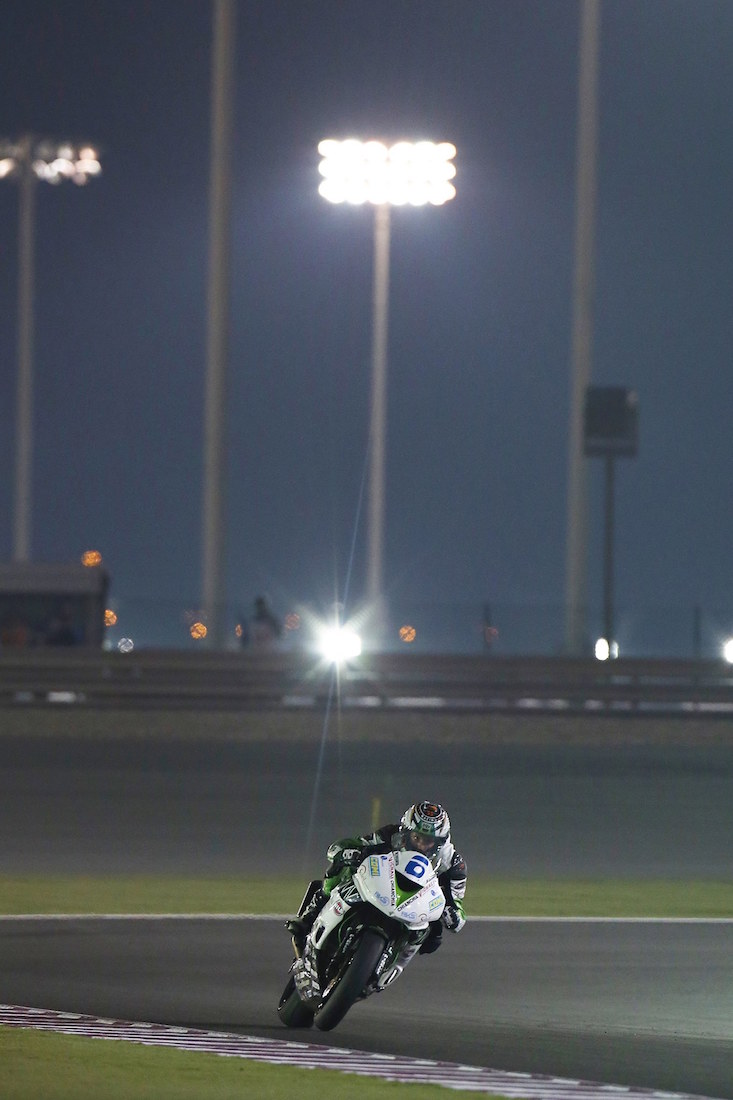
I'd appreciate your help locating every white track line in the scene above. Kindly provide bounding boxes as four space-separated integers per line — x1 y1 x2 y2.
0 1004 723 1100
2 913 732 923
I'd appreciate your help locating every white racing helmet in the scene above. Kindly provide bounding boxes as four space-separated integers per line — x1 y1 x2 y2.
395 801 451 867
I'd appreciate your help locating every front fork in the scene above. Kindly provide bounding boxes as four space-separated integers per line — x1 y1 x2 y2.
371 928 426 991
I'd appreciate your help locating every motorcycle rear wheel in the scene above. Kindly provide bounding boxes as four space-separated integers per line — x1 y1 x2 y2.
314 929 386 1031
277 974 315 1028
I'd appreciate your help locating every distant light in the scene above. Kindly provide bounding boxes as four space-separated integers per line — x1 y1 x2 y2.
118 637 134 653
0 138 102 187
190 621 208 640
399 624 417 643
284 612 301 631
319 625 362 663
722 638 733 663
104 609 118 627
235 623 244 639
318 138 456 206
82 550 102 567
595 638 619 660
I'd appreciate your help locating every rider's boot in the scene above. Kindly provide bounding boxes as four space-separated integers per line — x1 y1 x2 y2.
286 886 328 956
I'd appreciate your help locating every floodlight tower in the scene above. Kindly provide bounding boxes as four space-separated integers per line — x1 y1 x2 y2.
0 135 101 561
317 139 456 637
565 0 601 654
201 0 236 649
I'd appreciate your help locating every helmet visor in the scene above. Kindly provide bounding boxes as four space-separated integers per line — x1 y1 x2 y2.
394 827 445 863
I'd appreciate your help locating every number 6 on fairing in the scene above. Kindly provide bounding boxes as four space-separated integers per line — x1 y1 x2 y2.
404 854 430 879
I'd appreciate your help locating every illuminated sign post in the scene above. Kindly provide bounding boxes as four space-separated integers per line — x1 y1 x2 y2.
584 385 639 658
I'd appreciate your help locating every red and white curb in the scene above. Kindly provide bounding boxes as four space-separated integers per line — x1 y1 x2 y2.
0 1005 723 1100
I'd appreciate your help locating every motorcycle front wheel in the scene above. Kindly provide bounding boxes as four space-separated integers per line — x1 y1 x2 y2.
314 928 386 1032
277 973 315 1028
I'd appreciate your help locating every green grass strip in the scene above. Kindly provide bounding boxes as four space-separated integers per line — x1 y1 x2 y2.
0 1027 501 1100
470 877 733 918
1 875 732 917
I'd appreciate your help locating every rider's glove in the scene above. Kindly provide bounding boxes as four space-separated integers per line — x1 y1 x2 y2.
442 903 466 932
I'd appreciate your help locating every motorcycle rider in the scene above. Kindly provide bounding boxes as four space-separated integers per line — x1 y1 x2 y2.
287 801 467 974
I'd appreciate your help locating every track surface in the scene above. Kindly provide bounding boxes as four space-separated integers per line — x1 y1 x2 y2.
2 916 732 1098
1 720 732 1096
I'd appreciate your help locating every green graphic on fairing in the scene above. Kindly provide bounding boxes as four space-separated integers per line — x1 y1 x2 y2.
394 881 419 908
324 867 348 896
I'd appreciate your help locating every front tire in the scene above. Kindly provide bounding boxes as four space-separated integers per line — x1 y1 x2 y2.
277 974 314 1028
314 929 386 1032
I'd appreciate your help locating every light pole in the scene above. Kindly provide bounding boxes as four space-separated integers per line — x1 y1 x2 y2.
564 0 601 654
317 138 456 636
0 135 101 562
202 0 236 649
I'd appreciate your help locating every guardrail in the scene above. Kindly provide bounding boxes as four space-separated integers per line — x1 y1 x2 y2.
2 650 733 714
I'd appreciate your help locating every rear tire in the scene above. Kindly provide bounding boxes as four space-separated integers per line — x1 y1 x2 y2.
277 974 314 1028
314 929 386 1031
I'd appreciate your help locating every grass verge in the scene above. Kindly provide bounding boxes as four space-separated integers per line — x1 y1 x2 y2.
0 1027 500 1100
1 874 732 917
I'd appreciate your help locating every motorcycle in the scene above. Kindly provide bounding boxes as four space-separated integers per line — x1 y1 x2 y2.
277 847 446 1031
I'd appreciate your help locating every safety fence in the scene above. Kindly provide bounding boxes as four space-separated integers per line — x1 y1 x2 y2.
2 650 733 714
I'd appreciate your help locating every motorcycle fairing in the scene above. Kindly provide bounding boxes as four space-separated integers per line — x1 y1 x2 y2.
291 848 444 1005
355 850 445 928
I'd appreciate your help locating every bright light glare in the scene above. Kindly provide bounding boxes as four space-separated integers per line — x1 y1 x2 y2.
318 138 456 206
722 638 733 663
319 626 362 663
595 638 619 661
0 138 101 187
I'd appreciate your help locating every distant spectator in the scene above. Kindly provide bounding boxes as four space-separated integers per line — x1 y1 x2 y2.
482 603 498 652
250 595 282 650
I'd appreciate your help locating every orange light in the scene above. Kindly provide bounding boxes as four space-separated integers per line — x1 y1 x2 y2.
104 609 118 627
190 621 207 640
235 623 243 638
82 550 102 567
399 624 416 643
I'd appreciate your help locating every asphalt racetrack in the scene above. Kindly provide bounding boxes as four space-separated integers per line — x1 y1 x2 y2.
3 914 733 1098
2 711 733 1097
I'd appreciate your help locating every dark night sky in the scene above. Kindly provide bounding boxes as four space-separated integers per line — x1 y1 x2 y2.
0 1 731 653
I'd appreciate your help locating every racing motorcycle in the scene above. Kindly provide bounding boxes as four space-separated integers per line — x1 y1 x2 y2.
277 847 446 1031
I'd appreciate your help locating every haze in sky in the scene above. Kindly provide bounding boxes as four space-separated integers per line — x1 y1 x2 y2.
0 1 731 654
